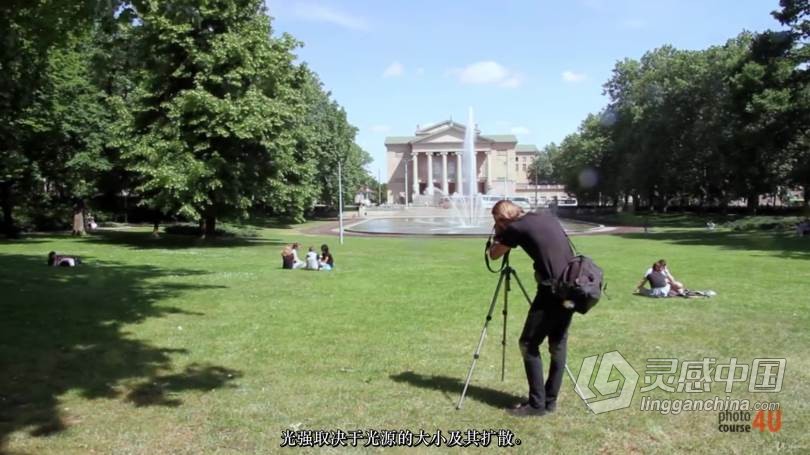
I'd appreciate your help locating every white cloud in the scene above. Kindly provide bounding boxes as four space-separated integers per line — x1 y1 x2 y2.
383 61 404 78
500 75 524 88
370 124 391 133
291 3 367 30
451 61 524 88
562 70 587 83
510 126 530 135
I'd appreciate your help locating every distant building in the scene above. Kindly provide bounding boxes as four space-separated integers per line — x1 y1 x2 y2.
385 120 571 205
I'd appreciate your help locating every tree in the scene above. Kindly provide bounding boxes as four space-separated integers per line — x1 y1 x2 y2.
726 31 797 212
527 143 556 184
773 0 810 206
551 114 613 204
0 0 107 235
16 34 114 218
296 71 371 211
123 0 313 235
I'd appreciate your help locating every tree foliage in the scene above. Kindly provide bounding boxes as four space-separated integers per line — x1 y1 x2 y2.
549 4 810 212
0 0 372 236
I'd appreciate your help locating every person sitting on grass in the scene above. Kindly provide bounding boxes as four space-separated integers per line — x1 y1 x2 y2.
656 259 686 295
281 245 294 269
319 244 334 271
635 262 675 297
48 251 82 267
290 243 305 269
305 246 319 270
281 243 305 269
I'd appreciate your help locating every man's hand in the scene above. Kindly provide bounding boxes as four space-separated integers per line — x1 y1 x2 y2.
489 241 511 260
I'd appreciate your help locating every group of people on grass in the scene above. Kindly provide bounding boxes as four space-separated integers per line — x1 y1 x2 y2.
281 243 334 271
634 258 687 297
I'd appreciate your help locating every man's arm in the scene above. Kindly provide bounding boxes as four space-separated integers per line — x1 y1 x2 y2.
489 241 511 260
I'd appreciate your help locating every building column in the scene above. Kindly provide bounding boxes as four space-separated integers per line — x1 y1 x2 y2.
441 152 448 195
427 152 434 195
456 152 463 195
412 151 419 197
486 150 493 194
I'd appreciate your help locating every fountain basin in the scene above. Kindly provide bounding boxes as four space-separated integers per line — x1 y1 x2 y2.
345 217 601 236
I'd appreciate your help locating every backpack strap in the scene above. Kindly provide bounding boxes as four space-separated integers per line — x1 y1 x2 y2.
560 222 578 256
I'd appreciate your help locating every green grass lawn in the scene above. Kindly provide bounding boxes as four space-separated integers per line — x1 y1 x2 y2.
1 224 809 453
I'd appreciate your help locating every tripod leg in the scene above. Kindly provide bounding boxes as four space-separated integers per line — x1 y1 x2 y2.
501 273 509 381
510 269 535 307
565 363 595 414
457 270 506 410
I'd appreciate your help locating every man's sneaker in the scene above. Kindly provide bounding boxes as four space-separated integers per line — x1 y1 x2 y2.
506 402 546 417
545 402 557 413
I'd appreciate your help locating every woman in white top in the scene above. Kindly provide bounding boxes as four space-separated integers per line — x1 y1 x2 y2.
305 246 319 270
291 243 305 269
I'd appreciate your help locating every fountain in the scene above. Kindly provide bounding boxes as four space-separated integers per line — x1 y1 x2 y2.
447 106 485 228
345 108 602 235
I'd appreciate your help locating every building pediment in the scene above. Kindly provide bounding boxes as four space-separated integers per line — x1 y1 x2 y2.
415 120 466 136
411 125 493 145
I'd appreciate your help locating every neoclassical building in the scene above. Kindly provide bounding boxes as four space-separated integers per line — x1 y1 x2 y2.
385 120 541 204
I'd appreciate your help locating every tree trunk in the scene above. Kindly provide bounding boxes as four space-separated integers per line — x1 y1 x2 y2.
152 214 160 237
1 182 17 238
746 190 759 214
204 206 216 238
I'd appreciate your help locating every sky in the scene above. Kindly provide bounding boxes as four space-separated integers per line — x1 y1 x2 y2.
264 0 785 177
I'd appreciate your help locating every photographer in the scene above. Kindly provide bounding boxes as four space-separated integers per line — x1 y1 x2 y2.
488 200 574 417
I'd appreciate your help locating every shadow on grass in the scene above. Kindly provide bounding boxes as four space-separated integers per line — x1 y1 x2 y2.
0 253 240 449
79 230 287 250
618 230 810 260
389 371 521 409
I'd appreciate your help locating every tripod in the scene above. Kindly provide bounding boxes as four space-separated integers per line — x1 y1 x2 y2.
456 254 533 410
456 253 596 413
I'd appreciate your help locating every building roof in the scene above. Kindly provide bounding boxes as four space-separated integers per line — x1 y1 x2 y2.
415 120 467 135
516 144 539 153
386 120 519 146
384 136 414 145
481 134 518 143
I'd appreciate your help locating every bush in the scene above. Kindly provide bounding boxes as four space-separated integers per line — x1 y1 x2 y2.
725 216 802 232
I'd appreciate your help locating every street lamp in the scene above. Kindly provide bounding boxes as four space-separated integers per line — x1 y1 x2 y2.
534 153 539 210
377 168 382 206
338 161 344 245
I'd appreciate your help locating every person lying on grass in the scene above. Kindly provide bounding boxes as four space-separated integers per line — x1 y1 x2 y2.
47 251 82 267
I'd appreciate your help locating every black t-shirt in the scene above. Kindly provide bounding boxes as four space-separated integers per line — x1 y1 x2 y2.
321 253 334 267
498 212 573 282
